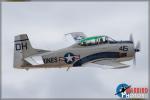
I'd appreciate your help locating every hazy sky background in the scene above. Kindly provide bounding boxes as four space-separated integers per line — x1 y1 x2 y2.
2 1 148 98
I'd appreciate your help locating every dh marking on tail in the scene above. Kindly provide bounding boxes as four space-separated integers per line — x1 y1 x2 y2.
15 42 27 51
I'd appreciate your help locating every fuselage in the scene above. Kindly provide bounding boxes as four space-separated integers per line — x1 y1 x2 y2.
38 41 134 68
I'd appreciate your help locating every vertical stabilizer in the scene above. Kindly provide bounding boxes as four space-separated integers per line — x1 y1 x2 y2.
13 34 36 68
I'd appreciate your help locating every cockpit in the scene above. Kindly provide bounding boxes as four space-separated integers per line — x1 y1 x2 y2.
78 35 116 46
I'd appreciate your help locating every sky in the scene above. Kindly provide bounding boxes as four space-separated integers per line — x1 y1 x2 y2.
1 1 149 98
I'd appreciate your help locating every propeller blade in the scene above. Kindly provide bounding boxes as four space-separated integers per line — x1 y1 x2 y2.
130 34 136 65
133 41 141 65
136 41 140 50
130 34 133 42
135 41 140 52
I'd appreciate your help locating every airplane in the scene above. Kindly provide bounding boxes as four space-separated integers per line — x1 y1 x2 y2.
13 32 140 70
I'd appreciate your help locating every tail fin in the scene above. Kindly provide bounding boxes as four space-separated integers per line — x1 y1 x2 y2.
13 34 38 68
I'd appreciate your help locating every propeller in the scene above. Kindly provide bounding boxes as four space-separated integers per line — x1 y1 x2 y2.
134 41 141 64
129 34 140 65
135 41 140 52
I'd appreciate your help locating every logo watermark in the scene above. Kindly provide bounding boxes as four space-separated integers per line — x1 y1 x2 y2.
115 83 148 98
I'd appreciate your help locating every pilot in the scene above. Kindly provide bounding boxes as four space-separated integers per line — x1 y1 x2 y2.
82 41 86 46
100 38 103 44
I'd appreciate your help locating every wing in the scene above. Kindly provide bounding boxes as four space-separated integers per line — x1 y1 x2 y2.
65 32 87 42
91 60 130 69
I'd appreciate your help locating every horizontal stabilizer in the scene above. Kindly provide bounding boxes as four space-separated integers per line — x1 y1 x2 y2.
24 55 44 65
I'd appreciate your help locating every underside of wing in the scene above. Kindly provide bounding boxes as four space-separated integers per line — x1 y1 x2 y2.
92 60 130 69
65 32 87 42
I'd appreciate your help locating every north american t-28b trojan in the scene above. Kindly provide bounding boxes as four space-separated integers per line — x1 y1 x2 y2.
13 32 140 70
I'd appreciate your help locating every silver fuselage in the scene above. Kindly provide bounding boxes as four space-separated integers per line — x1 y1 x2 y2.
23 41 134 69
